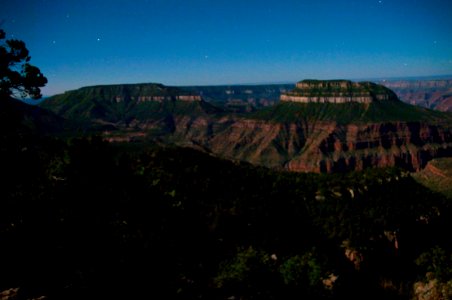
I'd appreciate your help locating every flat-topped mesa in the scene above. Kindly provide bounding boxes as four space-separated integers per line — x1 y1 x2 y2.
77 83 202 103
280 80 399 104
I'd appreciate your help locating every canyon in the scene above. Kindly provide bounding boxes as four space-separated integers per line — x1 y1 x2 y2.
380 79 452 112
40 80 452 173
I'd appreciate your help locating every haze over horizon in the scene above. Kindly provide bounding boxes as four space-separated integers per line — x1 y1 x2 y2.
1 0 451 96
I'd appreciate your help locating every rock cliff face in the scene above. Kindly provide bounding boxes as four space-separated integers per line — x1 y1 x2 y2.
74 83 202 102
41 81 452 173
380 79 452 112
382 79 452 89
136 95 202 103
412 157 452 198
169 117 452 173
283 122 452 172
281 80 398 104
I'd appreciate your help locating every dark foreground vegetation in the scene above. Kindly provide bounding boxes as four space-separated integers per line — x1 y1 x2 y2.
2 27 452 299
1 124 451 299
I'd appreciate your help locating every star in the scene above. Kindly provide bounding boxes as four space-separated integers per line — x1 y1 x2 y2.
97 38 101 42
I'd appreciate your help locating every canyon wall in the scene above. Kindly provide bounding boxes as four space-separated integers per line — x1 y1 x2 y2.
162 116 452 173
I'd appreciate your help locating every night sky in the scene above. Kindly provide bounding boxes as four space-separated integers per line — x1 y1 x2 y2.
1 0 452 95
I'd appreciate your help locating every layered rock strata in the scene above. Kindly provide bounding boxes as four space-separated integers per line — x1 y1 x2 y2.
281 80 397 104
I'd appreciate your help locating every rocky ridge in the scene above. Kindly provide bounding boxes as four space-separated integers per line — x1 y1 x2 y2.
281 80 397 104
41 81 452 173
412 157 452 198
380 79 452 112
40 83 202 119
167 117 452 173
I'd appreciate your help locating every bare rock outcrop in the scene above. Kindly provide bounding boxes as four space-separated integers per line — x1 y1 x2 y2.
281 80 398 104
170 117 452 173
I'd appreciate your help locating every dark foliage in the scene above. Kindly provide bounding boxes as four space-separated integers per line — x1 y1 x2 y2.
1 129 451 299
0 29 47 100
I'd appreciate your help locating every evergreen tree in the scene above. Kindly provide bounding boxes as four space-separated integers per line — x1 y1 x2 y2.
0 29 47 99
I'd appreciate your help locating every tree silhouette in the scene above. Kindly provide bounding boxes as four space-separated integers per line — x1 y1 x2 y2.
0 28 47 99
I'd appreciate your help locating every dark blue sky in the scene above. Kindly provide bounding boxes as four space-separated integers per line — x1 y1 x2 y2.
1 0 452 95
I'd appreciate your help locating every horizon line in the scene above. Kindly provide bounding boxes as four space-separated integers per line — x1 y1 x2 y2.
42 74 452 97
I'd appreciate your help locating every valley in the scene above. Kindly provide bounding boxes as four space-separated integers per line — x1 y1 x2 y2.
3 78 452 300
380 79 452 112
2 1 452 298
40 80 452 173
